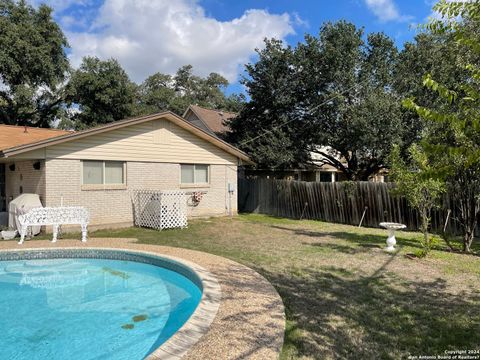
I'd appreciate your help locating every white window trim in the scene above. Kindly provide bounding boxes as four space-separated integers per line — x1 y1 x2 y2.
180 164 210 188
81 160 127 191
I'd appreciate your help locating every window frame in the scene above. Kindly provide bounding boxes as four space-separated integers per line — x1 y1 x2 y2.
180 164 210 187
81 160 127 190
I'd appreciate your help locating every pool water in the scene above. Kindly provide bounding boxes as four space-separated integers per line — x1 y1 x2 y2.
0 258 202 360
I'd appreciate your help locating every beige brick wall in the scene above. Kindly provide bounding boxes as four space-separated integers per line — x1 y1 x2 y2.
5 160 46 205
44 159 237 229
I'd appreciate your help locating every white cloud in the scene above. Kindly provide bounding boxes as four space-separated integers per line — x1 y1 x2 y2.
63 0 295 83
364 0 413 22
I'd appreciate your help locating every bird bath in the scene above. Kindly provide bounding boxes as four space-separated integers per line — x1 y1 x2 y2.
379 222 406 252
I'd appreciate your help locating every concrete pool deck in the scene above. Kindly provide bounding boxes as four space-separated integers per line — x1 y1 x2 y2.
0 238 286 360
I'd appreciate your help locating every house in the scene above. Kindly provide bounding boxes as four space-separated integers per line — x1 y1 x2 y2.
183 105 345 182
0 112 252 230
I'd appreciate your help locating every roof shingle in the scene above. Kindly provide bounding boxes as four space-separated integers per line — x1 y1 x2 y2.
188 105 237 135
0 125 72 151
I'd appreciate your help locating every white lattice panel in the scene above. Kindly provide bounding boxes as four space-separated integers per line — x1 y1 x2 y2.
133 190 187 230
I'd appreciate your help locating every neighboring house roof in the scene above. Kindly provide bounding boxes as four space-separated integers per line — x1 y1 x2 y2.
0 111 253 164
183 105 237 136
0 125 71 151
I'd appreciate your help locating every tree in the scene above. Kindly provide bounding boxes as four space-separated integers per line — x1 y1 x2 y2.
309 27 406 180
229 22 408 178
395 33 466 109
136 65 244 116
393 32 470 145
66 57 137 129
0 0 69 127
136 72 177 115
403 0 480 252
390 145 445 256
227 39 310 168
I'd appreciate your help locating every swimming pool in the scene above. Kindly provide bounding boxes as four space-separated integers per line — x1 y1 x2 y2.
0 249 204 360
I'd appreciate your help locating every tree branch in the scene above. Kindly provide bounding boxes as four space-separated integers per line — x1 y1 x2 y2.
310 148 350 176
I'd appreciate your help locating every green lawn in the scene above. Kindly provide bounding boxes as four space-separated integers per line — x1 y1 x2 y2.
90 214 480 360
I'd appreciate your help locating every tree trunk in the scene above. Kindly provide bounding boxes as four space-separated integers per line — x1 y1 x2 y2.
463 232 473 252
456 178 479 253
462 216 477 253
420 206 430 250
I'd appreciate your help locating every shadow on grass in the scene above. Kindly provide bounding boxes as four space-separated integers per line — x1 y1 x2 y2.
261 256 480 359
268 221 480 256
271 225 422 251
302 242 383 255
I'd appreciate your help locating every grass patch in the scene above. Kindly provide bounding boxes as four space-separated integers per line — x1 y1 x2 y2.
85 214 480 359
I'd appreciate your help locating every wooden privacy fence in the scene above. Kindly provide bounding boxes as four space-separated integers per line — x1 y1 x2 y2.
238 178 475 235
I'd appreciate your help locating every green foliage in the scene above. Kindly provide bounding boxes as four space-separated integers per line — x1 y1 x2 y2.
65 57 137 129
135 65 244 117
395 33 467 103
342 181 357 198
312 25 406 180
0 0 69 127
65 62 242 129
228 22 417 177
404 0 480 253
227 39 310 169
390 145 446 254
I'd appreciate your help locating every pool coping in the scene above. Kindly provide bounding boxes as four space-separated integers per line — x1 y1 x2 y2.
0 247 221 360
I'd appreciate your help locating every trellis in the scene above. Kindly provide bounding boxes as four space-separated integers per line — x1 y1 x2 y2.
132 190 188 230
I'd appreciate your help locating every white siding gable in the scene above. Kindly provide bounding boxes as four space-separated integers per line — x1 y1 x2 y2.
45 119 237 165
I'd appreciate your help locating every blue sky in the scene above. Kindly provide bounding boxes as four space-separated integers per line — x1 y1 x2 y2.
200 0 433 46
33 0 437 94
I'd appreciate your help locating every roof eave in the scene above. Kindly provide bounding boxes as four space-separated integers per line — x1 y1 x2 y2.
0 111 253 164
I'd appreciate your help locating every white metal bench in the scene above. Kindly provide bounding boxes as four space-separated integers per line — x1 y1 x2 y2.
18 207 89 245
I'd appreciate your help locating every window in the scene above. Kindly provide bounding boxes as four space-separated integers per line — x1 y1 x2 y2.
82 161 125 185
105 162 124 184
319 171 333 183
83 161 103 184
181 164 209 184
